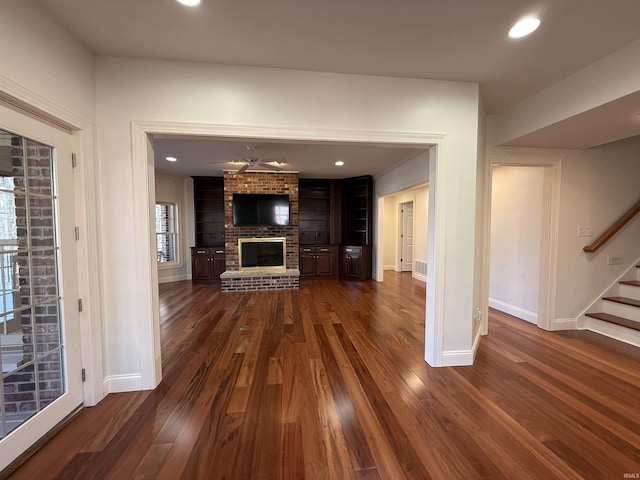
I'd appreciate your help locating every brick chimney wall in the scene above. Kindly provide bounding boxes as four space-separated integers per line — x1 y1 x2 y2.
224 171 299 271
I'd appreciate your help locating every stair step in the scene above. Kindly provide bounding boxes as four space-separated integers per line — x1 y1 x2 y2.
602 296 640 308
585 312 640 332
620 280 640 287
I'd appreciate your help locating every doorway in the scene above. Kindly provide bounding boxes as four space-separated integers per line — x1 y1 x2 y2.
400 201 414 272
487 159 561 330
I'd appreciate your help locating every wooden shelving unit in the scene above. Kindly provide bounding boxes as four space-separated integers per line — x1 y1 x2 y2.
193 176 225 248
192 176 225 282
298 180 333 245
342 175 373 246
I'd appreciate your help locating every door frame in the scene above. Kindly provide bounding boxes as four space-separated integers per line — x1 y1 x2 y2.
0 84 103 405
0 101 91 472
398 201 414 272
486 155 562 332
132 121 452 378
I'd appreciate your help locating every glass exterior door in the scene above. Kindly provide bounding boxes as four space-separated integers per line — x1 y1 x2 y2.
0 105 81 472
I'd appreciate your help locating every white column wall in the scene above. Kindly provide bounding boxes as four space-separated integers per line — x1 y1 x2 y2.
96 56 481 378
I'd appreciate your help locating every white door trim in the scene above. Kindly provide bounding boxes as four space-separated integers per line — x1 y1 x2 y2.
399 201 414 272
487 155 562 331
131 121 448 371
0 78 104 406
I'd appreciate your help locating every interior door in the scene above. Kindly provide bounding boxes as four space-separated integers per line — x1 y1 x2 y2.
401 202 414 271
0 103 82 472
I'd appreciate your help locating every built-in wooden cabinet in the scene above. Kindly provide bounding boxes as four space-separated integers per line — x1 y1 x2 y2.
298 176 373 281
191 247 225 282
299 180 332 245
342 175 373 246
192 177 225 282
300 245 336 278
339 245 371 280
193 176 225 248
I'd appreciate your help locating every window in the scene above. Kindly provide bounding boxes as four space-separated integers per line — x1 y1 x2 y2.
155 202 178 264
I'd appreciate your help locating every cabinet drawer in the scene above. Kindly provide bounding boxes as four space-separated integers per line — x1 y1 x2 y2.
340 246 362 255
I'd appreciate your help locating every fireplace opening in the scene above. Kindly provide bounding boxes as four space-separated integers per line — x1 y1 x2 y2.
238 237 286 271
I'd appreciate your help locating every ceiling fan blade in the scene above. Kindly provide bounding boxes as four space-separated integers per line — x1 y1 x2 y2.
260 157 286 163
261 163 283 171
236 163 250 174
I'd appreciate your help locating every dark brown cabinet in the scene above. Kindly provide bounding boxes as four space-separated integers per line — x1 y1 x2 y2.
191 247 225 282
342 175 373 246
193 177 225 247
192 177 225 282
298 176 373 281
299 180 334 245
339 245 371 280
300 246 336 278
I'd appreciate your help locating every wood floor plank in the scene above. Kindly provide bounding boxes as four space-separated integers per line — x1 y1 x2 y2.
5 274 640 480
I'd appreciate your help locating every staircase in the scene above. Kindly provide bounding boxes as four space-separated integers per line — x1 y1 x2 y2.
584 264 640 346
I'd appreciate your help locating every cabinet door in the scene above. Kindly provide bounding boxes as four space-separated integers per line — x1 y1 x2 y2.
300 252 316 276
192 255 212 279
349 254 362 279
339 253 350 277
212 256 226 278
316 253 333 276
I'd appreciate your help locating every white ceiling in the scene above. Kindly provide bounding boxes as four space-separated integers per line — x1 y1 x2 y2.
35 0 640 177
153 137 423 178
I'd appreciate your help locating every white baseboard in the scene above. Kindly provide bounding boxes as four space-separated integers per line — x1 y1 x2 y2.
440 327 482 367
158 273 189 284
489 298 537 324
412 271 427 283
103 374 143 393
549 317 578 331
441 349 474 366
383 264 395 270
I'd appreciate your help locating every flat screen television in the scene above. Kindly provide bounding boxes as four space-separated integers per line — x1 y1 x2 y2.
232 193 290 226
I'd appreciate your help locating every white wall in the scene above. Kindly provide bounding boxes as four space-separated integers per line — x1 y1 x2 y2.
380 185 429 274
0 0 104 465
96 56 482 375
154 174 194 283
382 197 396 269
488 135 640 324
0 0 96 123
489 166 544 323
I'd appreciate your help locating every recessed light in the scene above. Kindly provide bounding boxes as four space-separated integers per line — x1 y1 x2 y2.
166 156 178 162
335 160 345 166
176 0 201 6
509 17 541 39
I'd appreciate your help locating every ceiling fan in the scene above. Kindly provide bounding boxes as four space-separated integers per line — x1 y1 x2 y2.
210 145 286 173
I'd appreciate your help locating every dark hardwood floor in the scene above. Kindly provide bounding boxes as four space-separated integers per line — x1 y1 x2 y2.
6 272 640 479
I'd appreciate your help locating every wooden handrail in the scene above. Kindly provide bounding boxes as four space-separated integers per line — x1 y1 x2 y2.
583 199 640 253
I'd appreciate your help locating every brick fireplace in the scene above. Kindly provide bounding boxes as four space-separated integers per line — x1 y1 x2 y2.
220 171 299 291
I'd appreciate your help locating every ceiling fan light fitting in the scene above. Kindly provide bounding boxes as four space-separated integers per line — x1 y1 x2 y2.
509 17 541 38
